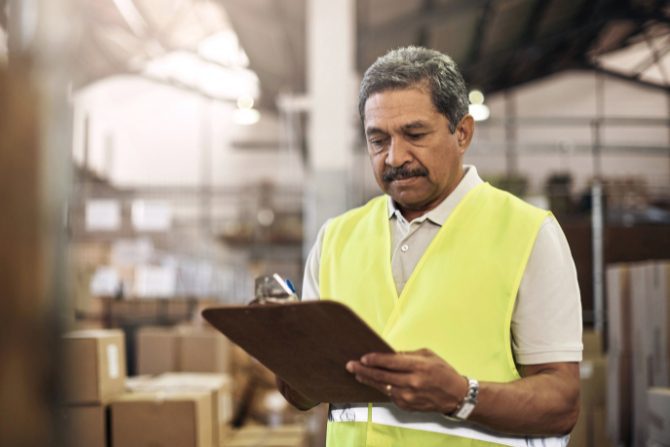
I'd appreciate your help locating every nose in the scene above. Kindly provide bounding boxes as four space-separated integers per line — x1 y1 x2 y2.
385 138 413 168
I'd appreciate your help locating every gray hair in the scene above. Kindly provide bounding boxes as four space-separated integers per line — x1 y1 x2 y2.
358 46 469 133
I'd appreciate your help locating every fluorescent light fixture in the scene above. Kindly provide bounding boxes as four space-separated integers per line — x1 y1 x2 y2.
143 51 259 101
198 30 250 68
233 107 260 125
469 103 490 122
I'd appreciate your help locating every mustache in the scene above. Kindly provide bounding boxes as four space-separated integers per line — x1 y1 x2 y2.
382 165 428 183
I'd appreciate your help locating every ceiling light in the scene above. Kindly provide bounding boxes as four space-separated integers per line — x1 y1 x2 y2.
233 108 260 126
469 103 490 122
469 89 485 105
237 96 254 110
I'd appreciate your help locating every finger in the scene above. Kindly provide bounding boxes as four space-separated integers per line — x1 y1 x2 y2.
348 362 412 388
361 352 424 371
354 372 390 395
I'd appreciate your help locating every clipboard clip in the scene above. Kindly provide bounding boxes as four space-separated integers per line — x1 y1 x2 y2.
250 273 299 305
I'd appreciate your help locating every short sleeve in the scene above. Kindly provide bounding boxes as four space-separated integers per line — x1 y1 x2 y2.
512 217 583 365
301 220 330 301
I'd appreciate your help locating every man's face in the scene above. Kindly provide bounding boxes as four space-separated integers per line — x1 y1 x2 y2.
363 85 474 218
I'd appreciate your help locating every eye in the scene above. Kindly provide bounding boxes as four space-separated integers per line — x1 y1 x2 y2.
368 137 388 151
407 133 426 141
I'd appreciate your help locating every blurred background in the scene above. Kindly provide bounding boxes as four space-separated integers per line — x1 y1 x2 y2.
0 0 669 446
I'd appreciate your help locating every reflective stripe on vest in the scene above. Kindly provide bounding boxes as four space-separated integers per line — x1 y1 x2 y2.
329 405 569 447
320 183 555 446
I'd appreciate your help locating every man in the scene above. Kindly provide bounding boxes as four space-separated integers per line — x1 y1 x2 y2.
278 46 582 446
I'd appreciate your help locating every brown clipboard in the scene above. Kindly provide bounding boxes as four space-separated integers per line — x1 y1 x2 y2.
202 300 394 403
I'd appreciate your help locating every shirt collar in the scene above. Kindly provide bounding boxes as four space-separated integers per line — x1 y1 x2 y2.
387 165 484 226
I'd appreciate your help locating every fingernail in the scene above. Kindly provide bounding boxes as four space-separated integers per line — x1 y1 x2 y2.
346 361 354 372
361 356 369 365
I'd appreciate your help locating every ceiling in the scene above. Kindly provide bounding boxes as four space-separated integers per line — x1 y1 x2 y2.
2 0 668 109
221 0 670 108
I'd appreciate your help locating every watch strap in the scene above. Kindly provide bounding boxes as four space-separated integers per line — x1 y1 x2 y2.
445 376 479 421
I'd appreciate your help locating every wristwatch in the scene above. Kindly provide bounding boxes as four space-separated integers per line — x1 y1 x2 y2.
444 376 479 421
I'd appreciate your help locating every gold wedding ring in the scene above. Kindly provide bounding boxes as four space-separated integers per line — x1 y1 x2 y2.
385 384 392 395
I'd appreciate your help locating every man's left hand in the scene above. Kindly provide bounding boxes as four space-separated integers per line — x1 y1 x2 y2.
346 348 467 414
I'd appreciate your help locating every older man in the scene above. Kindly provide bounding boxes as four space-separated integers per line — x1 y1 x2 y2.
278 46 582 447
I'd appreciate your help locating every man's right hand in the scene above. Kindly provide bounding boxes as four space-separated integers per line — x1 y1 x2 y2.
275 376 319 411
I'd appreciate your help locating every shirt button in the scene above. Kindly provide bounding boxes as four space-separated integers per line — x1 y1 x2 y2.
401 244 409 252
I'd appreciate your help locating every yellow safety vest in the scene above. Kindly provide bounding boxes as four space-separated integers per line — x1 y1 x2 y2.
319 183 554 447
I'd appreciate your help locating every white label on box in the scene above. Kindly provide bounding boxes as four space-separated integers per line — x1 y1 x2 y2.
107 344 120 379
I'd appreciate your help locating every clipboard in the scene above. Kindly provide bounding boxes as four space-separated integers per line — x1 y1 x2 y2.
202 300 394 403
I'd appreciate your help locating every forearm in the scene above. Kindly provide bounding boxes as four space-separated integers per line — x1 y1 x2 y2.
469 364 580 436
275 376 319 411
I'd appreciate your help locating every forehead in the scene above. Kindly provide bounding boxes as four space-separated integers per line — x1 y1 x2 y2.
363 87 440 130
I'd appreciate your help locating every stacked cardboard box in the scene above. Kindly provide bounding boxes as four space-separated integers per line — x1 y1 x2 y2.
111 390 212 447
136 326 178 375
135 325 231 375
606 264 633 445
165 373 232 446
178 325 231 373
61 329 127 447
223 424 308 447
606 260 670 447
648 388 670 446
569 331 613 447
632 263 655 447
122 372 233 447
649 263 670 387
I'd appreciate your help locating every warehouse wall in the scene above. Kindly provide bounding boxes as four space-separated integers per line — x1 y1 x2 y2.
468 70 670 195
74 70 669 201
73 76 304 189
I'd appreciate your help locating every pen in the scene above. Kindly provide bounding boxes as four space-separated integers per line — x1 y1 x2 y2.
273 273 295 296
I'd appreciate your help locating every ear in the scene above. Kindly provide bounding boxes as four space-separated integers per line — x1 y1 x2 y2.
455 115 475 154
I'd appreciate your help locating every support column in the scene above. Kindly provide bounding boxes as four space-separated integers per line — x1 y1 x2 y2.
305 0 357 254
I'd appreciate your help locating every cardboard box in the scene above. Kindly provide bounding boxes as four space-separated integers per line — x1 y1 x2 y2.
648 387 670 446
60 404 107 447
136 326 178 375
650 262 670 387
155 373 233 446
606 264 632 355
224 425 308 447
125 373 233 447
111 391 212 447
606 352 632 445
631 263 654 447
63 329 126 404
178 326 230 374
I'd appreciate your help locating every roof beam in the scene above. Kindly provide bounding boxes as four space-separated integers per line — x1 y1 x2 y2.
358 0 490 45
466 0 495 65
586 63 670 92
632 34 670 75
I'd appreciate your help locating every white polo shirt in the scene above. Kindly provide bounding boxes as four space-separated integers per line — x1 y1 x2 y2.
302 165 583 365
